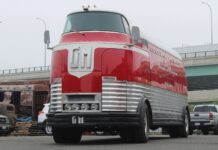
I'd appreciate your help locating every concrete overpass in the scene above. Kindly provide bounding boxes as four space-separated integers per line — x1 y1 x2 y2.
175 43 218 103
0 66 50 82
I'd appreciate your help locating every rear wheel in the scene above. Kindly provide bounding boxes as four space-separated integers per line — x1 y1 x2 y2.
52 127 82 144
169 109 189 138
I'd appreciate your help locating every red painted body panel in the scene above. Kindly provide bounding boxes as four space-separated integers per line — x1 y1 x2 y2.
60 32 131 44
51 32 187 96
51 50 68 82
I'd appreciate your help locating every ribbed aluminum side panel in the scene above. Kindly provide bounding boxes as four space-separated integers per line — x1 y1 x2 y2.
149 87 187 121
50 83 62 112
102 78 151 112
127 83 151 112
102 80 127 111
102 77 186 118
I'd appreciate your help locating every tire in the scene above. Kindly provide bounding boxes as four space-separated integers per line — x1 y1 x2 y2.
120 103 150 143
133 103 150 143
45 124 52 135
120 128 134 142
179 110 189 137
168 129 178 138
52 127 82 144
213 125 218 135
189 128 193 135
169 109 189 138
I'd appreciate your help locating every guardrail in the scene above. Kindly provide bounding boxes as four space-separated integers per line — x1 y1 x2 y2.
180 50 218 59
0 66 50 75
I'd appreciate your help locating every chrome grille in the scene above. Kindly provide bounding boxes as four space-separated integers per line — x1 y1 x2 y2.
102 78 127 111
102 77 151 112
50 80 62 112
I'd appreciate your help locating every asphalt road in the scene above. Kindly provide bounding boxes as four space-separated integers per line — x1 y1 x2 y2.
0 135 218 150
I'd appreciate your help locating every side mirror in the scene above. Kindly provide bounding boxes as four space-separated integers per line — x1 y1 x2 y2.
44 30 51 49
131 26 148 46
132 26 141 44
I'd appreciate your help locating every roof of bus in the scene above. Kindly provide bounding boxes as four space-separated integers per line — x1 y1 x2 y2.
67 10 128 21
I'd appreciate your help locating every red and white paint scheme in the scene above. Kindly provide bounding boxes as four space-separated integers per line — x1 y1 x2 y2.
47 8 190 143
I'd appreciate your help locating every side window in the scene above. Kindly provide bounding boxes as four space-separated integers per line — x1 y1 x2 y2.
122 17 130 35
63 19 72 33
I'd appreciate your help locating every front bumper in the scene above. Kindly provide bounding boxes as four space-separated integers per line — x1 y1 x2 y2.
47 112 141 129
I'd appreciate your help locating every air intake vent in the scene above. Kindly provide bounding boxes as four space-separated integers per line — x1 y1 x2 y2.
50 78 62 112
102 77 151 112
102 77 127 111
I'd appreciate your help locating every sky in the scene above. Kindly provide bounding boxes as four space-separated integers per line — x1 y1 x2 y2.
0 0 217 69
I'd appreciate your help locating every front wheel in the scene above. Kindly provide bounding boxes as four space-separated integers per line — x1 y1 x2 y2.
52 127 82 144
169 109 190 138
134 103 150 143
120 103 150 143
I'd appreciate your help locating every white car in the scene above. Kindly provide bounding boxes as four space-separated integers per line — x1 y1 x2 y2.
38 103 52 135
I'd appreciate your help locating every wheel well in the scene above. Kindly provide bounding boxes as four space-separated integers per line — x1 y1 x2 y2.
145 100 153 126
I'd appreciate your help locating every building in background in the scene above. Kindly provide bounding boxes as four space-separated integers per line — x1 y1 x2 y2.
0 81 50 121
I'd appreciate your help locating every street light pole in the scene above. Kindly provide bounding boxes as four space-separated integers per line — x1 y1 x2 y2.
36 17 47 67
202 1 213 44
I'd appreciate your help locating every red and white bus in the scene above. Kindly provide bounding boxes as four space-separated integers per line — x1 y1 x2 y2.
47 8 190 143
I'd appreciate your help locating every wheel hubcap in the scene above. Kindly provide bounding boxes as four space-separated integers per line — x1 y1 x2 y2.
144 111 148 136
185 113 189 134
46 125 52 134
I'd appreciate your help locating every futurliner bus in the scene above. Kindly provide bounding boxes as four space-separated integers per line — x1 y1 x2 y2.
47 7 190 143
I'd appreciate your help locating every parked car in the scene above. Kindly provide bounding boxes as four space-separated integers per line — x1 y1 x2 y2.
0 103 16 136
37 103 52 135
190 104 218 135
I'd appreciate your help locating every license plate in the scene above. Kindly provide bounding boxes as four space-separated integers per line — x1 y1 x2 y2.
195 123 200 126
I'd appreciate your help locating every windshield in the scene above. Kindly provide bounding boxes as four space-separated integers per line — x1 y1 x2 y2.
63 12 128 34
194 106 217 112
